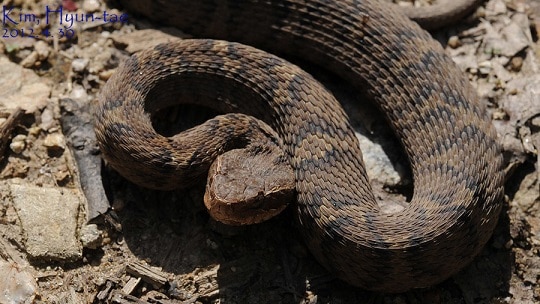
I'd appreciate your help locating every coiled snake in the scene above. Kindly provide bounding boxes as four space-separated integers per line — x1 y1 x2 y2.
94 0 504 292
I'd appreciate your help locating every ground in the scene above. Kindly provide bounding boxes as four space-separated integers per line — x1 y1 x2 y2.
0 0 539 303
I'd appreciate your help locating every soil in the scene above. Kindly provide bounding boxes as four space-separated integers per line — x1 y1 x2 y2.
0 0 539 303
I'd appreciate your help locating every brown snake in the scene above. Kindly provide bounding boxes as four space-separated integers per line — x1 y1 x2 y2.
94 0 504 292
395 0 484 29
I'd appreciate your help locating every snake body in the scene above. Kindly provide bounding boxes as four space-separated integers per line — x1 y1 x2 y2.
95 0 504 292
396 0 484 29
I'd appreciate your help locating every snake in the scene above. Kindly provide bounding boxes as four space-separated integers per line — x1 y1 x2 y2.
394 0 484 29
94 0 504 292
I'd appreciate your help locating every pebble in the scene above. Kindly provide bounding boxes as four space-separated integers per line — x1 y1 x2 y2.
83 0 101 13
43 133 66 155
478 61 493 75
40 107 56 131
99 69 115 81
34 41 50 61
80 224 103 249
510 57 523 72
447 36 461 49
28 126 41 137
9 134 26 154
490 0 508 15
71 58 89 73
20 51 39 68
70 85 89 100
54 164 71 185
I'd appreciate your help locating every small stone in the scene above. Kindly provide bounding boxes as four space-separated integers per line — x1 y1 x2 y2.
488 0 508 15
9 142 25 155
28 126 41 137
510 57 523 72
43 133 66 155
71 58 89 73
34 40 50 61
99 69 115 81
70 85 89 101
40 107 56 131
475 6 486 19
492 108 509 121
100 31 111 39
447 36 461 49
20 51 38 68
54 165 71 185
83 0 101 12
9 134 26 154
80 224 103 249
478 61 492 75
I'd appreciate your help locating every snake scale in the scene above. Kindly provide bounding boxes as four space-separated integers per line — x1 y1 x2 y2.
94 0 504 292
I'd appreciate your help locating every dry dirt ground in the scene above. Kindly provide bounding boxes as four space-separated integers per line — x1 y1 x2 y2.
0 0 539 303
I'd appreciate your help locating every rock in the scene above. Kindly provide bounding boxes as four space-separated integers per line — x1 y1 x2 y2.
9 134 26 154
80 224 102 249
0 57 50 113
40 107 56 132
34 41 50 61
485 0 507 16
482 18 531 59
20 51 39 68
9 182 83 262
71 58 89 73
69 86 89 101
447 36 461 49
478 60 493 75
0 259 37 304
83 0 101 12
43 133 66 156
